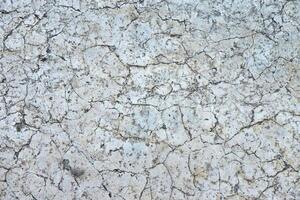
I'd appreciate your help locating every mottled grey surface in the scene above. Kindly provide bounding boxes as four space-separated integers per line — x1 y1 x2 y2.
0 0 300 199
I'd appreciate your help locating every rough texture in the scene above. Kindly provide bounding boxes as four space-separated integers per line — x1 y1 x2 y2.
0 0 300 199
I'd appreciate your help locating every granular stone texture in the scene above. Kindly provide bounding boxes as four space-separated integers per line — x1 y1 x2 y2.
0 0 300 199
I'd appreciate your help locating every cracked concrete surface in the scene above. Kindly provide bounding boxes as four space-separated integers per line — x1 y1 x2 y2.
0 0 300 199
